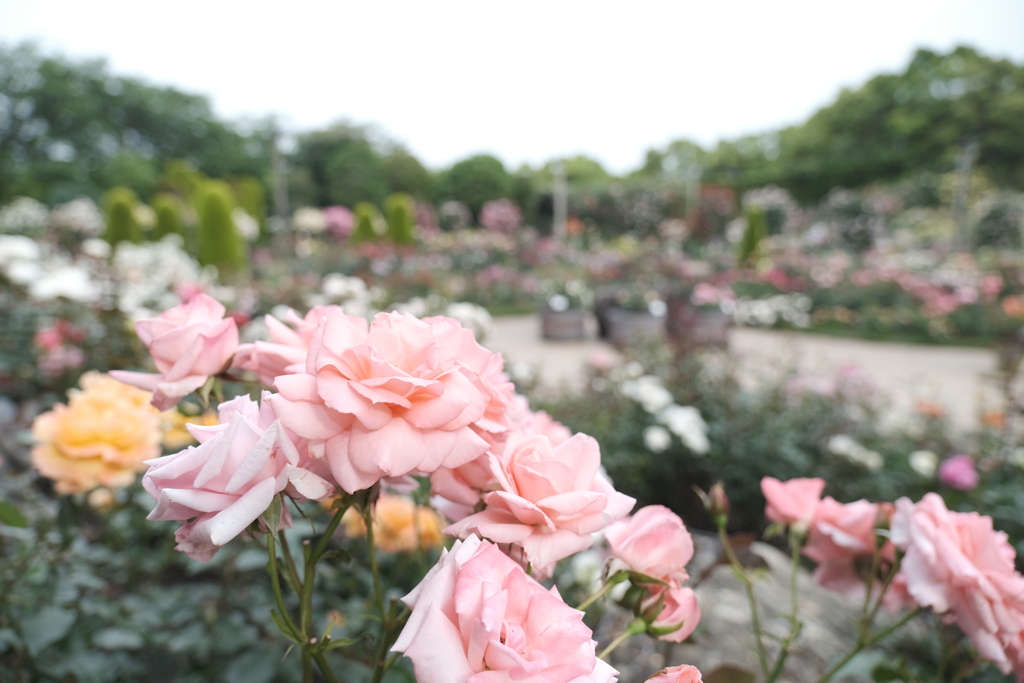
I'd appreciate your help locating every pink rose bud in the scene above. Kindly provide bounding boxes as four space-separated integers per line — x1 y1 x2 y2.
111 293 239 410
938 455 979 490
642 584 701 642
392 535 618 683
760 477 825 530
646 664 703 683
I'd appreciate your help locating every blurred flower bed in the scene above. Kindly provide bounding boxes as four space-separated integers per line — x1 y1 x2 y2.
4 181 1024 681
536 338 1024 560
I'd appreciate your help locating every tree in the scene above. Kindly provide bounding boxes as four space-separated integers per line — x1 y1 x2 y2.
385 193 416 245
103 187 140 245
440 154 512 218
197 181 246 275
0 42 272 205
151 193 183 240
351 202 381 244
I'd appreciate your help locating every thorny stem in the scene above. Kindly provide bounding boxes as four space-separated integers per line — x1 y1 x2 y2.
717 522 770 677
814 607 922 683
598 618 647 660
279 531 302 592
765 533 805 683
576 573 626 611
365 504 390 683
266 533 302 642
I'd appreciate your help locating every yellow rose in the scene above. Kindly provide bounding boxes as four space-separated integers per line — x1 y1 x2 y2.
341 494 446 553
161 409 219 449
32 372 163 494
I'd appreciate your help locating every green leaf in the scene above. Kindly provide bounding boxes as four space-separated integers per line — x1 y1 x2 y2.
0 501 26 527
323 632 373 651
319 548 352 564
261 495 283 533
226 649 280 683
627 570 669 587
21 606 76 656
270 609 302 644
93 628 144 650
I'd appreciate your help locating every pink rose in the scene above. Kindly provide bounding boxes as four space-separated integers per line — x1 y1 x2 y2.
143 393 335 561
760 477 825 529
444 429 635 578
605 505 694 584
646 664 702 683
391 535 618 683
111 293 239 410
233 305 346 386
804 497 878 563
938 454 979 490
643 584 701 643
270 312 495 493
430 403 571 523
891 493 1024 674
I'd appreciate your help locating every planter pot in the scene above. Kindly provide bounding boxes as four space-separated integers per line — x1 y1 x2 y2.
666 295 731 351
604 307 665 347
540 306 586 340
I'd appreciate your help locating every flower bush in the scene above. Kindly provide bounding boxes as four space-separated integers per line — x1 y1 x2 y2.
31 371 162 493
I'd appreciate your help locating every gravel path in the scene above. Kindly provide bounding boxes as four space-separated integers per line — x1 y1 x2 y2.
486 315 1005 431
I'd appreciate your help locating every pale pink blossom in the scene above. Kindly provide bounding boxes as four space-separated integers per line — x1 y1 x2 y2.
761 477 825 530
605 505 694 584
143 393 335 561
233 306 347 386
111 293 239 410
391 535 618 683
804 497 878 564
938 454 979 490
270 312 496 493
891 493 1024 674
444 429 635 578
643 584 701 643
646 664 702 683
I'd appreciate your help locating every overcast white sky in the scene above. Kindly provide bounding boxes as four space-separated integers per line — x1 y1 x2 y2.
2 0 1023 173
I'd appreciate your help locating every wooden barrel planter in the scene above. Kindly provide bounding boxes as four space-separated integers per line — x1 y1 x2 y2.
540 306 586 340
666 293 731 352
604 307 665 347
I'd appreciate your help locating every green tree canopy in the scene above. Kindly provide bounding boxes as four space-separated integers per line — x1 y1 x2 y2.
0 42 273 205
438 154 512 217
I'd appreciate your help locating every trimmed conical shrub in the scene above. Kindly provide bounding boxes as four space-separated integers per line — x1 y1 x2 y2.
351 202 380 244
233 176 267 241
151 193 183 240
198 180 246 275
384 193 416 245
737 207 767 266
103 187 141 246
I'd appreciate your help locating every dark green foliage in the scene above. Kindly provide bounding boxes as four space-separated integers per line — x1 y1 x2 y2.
351 202 381 244
150 193 182 240
737 207 766 265
973 194 1024 249
102 187 140 245
197 181 245 274
439 154 513 218
384 150 434 198
0 43 272 206
639 46 1024 202
291 124 389 208
385 193 416 245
